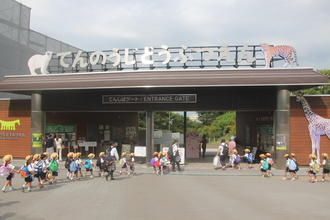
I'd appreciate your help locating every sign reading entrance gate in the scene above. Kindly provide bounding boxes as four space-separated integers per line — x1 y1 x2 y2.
102 94 197 104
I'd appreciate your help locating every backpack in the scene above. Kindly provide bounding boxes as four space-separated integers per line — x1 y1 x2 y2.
234 155 241 163
247 153 253 163
20 165 31 177
69 161 77 172
262 160 269 170
150 158 156 166
0 164 10 177
65 158 72 169
155 159 160 168
324 160 330 170
36 161 44 175
105 150 114 163
288 159 297 171
167 145 174 157
222 144 229 156
312 162 320 173
84 159 92 169
49 159 58 172
294 160 299 171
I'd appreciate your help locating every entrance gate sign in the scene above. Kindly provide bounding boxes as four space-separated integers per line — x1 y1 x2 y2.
27 44 297 75
102 94 197 104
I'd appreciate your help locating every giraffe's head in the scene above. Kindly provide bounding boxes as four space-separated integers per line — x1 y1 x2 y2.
295 92 304 103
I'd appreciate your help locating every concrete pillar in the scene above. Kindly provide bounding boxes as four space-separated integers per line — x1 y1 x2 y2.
31 93 44 154
146 111 154 163
183 111 187 162
274 88 290 169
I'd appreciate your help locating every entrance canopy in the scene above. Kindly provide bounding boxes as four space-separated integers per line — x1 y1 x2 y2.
0 68 327 93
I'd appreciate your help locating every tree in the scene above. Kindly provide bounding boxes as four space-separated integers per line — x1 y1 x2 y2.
139 112 202 133
197 112 236 140
300 70 330 94
197 112 224 126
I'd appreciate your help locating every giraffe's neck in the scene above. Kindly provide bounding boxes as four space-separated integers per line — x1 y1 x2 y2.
299 97 315 122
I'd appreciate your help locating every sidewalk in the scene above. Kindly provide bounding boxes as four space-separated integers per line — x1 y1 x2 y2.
9 158 310 177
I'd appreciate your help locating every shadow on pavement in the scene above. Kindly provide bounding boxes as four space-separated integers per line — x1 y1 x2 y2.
0 212 16 220
0 201 19 208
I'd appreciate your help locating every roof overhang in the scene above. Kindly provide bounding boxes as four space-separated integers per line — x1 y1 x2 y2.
0 67 327 93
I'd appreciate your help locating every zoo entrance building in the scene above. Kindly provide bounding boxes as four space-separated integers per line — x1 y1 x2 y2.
0 0 329 167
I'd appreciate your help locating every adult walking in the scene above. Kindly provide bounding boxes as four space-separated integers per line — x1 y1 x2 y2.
228 136 236 167
54 135 63 161
218 139 229 169
45 134 55 156
200 135 208 158
168 140 181 172
105 142 119 181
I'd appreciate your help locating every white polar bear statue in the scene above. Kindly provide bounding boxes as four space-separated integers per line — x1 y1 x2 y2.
28 51 53 75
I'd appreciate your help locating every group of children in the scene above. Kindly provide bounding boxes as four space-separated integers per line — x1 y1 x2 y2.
305 153 330 183
0 152 61 192
95 151 136 178
259 152 330 183
150 152 171 175
118 152 136 175
214 148 273 172
215 147 330 183
64 152 96 180
0 150 137 192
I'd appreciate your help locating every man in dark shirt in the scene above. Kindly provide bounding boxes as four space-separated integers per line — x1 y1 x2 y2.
45 134 55 155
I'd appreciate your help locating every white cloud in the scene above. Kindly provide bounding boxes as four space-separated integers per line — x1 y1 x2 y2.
19 0 330 68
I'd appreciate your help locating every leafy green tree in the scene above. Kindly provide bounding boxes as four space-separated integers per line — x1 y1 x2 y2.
197 112 224 126
300 70 330 94
198 112 236 141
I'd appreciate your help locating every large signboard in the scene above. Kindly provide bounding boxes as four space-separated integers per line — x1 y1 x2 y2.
102 94 197 104
134 146 147 157
27 44 297 75
0 119 26 141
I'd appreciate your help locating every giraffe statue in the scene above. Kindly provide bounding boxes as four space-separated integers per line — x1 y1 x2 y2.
296 93 330 161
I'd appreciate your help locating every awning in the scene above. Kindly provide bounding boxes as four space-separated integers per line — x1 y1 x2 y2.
0 68 328 92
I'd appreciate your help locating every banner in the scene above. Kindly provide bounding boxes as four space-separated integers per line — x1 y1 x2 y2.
32 133 43 148
186 132 201 159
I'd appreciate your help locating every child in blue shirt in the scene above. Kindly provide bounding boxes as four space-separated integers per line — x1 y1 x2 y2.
244 149 253 169
259 154 269 177
84 153 95 178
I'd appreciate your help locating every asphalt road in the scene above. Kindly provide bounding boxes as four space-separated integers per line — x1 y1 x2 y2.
1 171 330 220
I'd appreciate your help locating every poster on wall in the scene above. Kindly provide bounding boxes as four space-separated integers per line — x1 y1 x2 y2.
122 144 131 153
32 133 43 148
126 127 136 137
104 130 110 141
134 146 146 157
186 132 201 159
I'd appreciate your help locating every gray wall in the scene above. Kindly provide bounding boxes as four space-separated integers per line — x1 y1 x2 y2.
0 0 80 98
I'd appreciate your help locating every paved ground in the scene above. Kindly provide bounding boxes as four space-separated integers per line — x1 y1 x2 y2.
1 159 330 220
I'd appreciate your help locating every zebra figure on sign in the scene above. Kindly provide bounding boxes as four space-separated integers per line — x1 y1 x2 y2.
296 93 330 161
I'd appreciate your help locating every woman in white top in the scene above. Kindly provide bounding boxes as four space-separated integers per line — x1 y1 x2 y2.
54 135 63 161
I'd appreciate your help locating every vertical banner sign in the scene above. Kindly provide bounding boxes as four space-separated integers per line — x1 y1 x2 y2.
32 133 43 148
276 134 287 150
186 132 201 159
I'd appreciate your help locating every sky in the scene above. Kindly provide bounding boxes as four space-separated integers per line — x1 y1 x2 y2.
19 0 330 69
